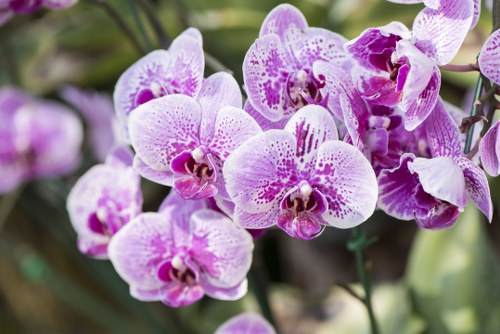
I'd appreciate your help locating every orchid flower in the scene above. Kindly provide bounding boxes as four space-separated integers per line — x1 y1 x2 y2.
0 87 83 194
67 147 142 259
243 4 348 122
223 105 378 240
346 0 475 130
108 191 253 307
129 72 261 200
378 98 492 229
114 28 205 141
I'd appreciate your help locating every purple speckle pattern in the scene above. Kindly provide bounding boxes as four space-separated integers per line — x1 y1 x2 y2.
479 29 500 86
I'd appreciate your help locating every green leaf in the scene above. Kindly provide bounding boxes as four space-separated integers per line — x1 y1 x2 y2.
406 205 500 334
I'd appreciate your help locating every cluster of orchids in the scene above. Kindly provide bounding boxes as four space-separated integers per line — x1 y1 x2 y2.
1 0 499 332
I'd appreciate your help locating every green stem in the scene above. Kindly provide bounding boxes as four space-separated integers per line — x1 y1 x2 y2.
248 264 277 331
85 0 145 55
464 75 484 154
137 0 171 48
493 0 500 31
127 0 153 51
348 227 379 334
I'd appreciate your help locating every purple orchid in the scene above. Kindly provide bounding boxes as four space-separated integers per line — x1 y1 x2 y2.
346 0 475 130
378 98 492 229
215 312 276 334
0 0 77 26
0 87 83 194
108 191 253 307
479 29 500 86
129 72 261 200
223 105 378 240
114 28 204 141
61 85 122 162
243 3 348 122
480 120 500 177
67 147 142 259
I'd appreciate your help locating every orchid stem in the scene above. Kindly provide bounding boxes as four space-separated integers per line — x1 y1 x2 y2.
464 75 484 154
348 227 379 334
248 262 278 332
85 0 145 55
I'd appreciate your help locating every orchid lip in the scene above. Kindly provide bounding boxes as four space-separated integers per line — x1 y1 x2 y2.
285 68 326 108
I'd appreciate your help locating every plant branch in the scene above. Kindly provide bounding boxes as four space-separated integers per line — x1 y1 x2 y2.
137 0 171 49
85 0 145 55
347 227 379 334
127 0 153 51
464 75 484 154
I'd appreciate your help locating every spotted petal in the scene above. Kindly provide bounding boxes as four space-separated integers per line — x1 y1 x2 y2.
190 209 253 289
423 98 461 158
402 67 440 131
108 213 177 291
128 94 201 186
377 153 424 220
199 72 243 144
243 34 293 121
413 0 474 65
313 140 378 228
259 3 308 40
284 105 338 176
224 130 297 213
478 29 500 86
455 156 493 221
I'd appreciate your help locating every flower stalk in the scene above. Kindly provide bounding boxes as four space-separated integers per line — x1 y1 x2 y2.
347 227 379 334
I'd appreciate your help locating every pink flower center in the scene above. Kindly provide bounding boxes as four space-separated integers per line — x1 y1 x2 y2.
285 69 326 108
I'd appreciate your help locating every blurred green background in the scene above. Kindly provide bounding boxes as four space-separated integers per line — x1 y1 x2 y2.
1 1 500 333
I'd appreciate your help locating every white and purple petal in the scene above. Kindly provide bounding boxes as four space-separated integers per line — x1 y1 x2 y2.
312 140 378 228
224 130 297 213
412 0 474 65
259 3 308 40
423 97 461 158
479 120 500 176
409 156 467 208
455 156 493 221
478 29 500 85
128 94 201 186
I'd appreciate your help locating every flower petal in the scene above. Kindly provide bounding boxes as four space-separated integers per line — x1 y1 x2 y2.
202 278 248 301
284 105 339 175
402 66 440 131
190 209 253 288
199 72 243 143
234 206 279 229
223 130 297 213
244 100 288 131
243 34 291 121
478 29 500 85
412 0 474 65
423 97 461 158
479 121 500 176
377 153 425 220
290 27 348 69
313 140 378 228
108 212 176 290
128 94 201 183
259 3 308 40
455 156 493 221
215 312 276 334
409 156 467 208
